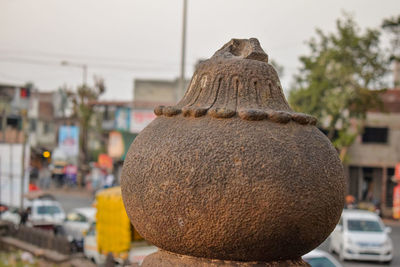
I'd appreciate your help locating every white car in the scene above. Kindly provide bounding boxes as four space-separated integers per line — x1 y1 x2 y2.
0 208 21 224
329 209 393 263
29 198 66 225
303 249 342 267
63 207 96 242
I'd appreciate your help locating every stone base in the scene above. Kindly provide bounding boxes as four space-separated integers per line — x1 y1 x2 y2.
141 250 310 267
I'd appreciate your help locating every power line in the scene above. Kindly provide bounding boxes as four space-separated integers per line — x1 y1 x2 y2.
0 48 194 66
0 56 182 72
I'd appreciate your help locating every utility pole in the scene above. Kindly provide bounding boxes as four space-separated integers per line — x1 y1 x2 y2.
9 137 13 206
1 109 6 142
83 64 88 86
1 111 5 208
17 86 30 210
0 157 2 208
20 108 28 209
60 61 87 187
178 0 188 101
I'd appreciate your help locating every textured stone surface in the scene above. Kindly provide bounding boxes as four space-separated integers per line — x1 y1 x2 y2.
142 251 310 267
121 38 345 264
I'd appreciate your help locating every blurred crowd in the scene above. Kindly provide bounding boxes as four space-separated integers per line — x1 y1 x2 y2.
29 162 115 195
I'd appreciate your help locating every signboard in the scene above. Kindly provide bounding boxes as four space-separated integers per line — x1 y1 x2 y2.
107 130 137 160
393 185 400 219
58 126 79 157
130 110 156 133
115 107 131 131
395 163 400 180
108 131 124 158
98 154 113 170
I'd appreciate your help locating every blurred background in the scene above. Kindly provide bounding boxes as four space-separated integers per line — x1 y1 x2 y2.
0 1 400 266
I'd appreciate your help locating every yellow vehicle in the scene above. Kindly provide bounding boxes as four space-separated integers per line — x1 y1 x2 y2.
84 186 157 265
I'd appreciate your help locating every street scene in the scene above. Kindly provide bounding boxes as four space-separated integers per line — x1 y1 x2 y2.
1 0 400 266
318 220 400 266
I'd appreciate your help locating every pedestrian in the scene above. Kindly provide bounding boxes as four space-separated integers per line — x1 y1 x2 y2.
19 207 31 225
100 168 107 188
104 171 115 188
104 252 115 267
38 164 51 189
89 165 102 195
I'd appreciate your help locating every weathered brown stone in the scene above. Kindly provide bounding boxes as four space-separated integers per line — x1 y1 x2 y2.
121 38 345 265
142 250 310 267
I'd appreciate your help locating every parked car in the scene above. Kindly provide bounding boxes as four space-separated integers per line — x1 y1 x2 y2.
63 207 96 251
84 222 102 264
1 193 66 227
0 207 20 224
29 198 66 225
0 203 8 214
303 249 342 267
329 209 392 263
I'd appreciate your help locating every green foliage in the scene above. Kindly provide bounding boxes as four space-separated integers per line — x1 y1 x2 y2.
289 13 388 160
70 77 105 125
382 15 400 87
0 250 40 267
382 15 400 62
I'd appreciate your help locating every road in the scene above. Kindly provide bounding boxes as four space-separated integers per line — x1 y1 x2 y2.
318 220 400 267
46 188 93 213
55 194 93 213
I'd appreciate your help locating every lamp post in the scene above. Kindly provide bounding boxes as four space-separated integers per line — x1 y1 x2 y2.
178 0 188 101
61 61 88 85
60 61 88 188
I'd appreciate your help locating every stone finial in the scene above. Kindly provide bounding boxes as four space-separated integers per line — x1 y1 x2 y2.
121 38 345 266
214 38 269 62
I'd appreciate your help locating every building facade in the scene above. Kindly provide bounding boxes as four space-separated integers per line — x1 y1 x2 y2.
347 89 400 217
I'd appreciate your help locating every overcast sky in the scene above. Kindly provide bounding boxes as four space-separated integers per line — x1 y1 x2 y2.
0 0 399 100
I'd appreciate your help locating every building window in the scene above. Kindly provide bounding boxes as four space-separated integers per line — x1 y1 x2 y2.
43 122 53 134
30 119 37 132
362 127 388 144
7 117 20 130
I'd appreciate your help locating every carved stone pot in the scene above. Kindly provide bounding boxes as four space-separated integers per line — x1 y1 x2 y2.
121 38 345 266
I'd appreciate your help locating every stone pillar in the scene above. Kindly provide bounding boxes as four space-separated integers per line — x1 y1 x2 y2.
121 38 346 266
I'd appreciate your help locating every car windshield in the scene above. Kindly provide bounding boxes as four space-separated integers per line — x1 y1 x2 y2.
304 257 336 267
37 205 61 215
347 219 383 232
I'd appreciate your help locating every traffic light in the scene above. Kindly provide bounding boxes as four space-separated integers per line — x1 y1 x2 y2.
42 150 51 158
20 87 30 98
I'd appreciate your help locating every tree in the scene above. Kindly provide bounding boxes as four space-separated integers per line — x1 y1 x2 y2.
68 77 105 186
289 13 388 162
382 15 400 61
382 15 400 87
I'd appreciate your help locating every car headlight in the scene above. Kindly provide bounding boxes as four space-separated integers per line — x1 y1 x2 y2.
384 239 391 247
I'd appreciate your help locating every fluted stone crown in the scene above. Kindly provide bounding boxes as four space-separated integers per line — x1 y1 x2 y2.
155 38 316 125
